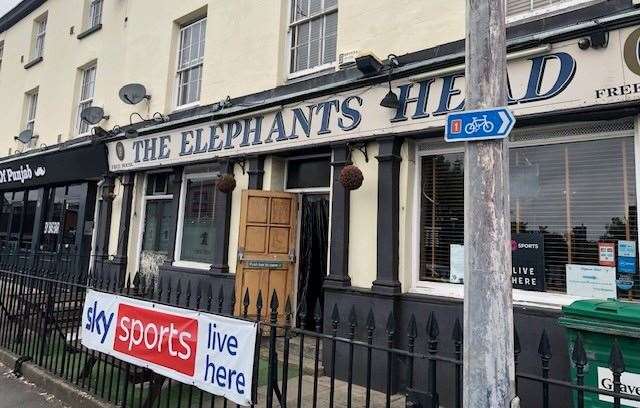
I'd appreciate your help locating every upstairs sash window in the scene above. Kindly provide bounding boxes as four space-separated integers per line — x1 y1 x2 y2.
289 0 338 74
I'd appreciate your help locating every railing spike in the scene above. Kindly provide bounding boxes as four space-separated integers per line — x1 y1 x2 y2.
408 314 417 338
366 308 376 330
571 334 587 366
270 289 279 312
257 290 263 309
427 311 440 340
349 305 357 327
331 304 340 324
385 311 395 335
452 317 463 342
609 339 625 373
538 329 552 359
285 296 292 316
313 298 322 320
243 288 250 308
230 286 236 313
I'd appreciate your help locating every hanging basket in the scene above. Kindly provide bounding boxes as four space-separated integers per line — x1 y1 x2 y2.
216 173 237 193
339 165 364 191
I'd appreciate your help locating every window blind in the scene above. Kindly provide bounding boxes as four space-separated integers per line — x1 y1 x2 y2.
507 0 576 17
419 136 639 299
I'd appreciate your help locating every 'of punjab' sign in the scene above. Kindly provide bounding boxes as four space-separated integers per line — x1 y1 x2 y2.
81 289 257 406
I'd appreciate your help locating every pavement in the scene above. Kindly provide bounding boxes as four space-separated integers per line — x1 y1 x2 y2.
0 362 68 408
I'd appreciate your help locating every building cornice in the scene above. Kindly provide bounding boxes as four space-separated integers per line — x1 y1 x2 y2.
0 0 46 34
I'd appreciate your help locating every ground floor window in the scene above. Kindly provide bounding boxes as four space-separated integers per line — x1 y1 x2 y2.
140 172 175 276
176 169 218 266
418 128 639 300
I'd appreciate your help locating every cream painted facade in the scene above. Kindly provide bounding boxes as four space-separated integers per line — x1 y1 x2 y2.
0 0 464 155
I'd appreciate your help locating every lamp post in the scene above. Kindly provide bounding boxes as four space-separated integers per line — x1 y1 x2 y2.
463 0 517 407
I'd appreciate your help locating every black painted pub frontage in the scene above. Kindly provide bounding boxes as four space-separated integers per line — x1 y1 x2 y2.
0 140 107 276
98 14 640 407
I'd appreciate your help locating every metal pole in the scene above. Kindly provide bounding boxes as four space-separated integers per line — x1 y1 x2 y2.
463 0 516 407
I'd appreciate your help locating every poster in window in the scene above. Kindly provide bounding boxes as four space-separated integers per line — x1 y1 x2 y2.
449 244 464 284
598 242 616 267
566 264 617 299
617 240 636 274
511 232 545 292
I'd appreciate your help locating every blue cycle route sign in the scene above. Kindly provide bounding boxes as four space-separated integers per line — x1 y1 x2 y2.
445 107 516 142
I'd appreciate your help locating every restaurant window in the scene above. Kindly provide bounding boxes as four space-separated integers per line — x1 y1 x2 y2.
7 191 24 252
40 185 83 253
289 0 338 75
21 190 38 251
31 13 47 60
0 193 10 250
140 172 176 276
76 63 97 135
176 169 218 266
175 18 206 108
417 122 639 301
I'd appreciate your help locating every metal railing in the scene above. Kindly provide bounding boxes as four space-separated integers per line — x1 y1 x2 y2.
0 261 638 407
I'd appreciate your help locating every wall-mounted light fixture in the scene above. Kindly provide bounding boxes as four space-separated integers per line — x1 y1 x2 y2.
578 29 609 50
211 96 232 113
380 54 401 109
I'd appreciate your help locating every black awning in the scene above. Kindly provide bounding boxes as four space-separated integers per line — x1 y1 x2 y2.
0 142 107 191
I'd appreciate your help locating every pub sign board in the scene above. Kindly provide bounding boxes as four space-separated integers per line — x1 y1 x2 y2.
511 232 545 291
108 25 640 172
0 143 107 190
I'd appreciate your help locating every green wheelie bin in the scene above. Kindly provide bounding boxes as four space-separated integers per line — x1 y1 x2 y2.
559 299 640 407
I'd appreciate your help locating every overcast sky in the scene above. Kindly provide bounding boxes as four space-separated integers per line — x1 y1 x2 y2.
0 0 22 19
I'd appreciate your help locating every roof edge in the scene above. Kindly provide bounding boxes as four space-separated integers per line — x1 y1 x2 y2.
0 0 46 34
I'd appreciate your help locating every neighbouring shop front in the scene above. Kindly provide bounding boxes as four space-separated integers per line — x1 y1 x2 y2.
100 23 640 407
0 141 107 277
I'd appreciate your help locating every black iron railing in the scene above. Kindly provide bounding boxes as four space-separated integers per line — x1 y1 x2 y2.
0 262 639 407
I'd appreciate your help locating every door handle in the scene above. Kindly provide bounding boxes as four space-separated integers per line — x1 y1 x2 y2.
288 249 296 263
237 247 244 261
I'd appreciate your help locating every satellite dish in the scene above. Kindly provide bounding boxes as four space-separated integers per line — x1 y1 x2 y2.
119 83 150 105
15 129 34 144
81 106 109 125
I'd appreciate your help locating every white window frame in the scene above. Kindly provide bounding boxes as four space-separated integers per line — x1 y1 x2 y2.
506 0 601 24
135 171 175 274
410 126 638 310
24 90 38 132
32 15 47 60
284 154 332 193
76 64 97 136
287 0 338 79
174 18 207 110
174 171 219 270
87 0 103 29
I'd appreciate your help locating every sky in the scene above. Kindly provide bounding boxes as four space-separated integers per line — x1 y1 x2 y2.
0 0 21 19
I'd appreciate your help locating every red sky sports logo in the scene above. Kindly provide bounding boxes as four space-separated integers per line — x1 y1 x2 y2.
114 304 198 376
450 119 462 134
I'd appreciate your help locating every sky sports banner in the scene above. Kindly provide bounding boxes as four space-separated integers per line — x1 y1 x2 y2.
81 289 257 406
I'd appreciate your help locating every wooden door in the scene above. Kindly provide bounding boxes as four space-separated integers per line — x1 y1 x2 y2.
235 190 298 321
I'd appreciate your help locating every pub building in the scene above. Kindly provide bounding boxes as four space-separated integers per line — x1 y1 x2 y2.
100 16 640 406
0 137 108 274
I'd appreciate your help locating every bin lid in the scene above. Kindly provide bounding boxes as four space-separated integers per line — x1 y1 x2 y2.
560 299 640 337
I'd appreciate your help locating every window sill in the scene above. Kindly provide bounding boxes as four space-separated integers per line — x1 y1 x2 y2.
23 56 43 70
172 101 200 113
410 282 587 310
287 63 337 82
77 24 102 40
507 0 602 25
172 260 211 271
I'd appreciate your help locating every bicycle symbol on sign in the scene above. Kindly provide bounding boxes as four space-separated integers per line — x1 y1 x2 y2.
464 115 494 134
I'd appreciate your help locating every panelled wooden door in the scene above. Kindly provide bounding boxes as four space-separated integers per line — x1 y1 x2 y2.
235 190 298 321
